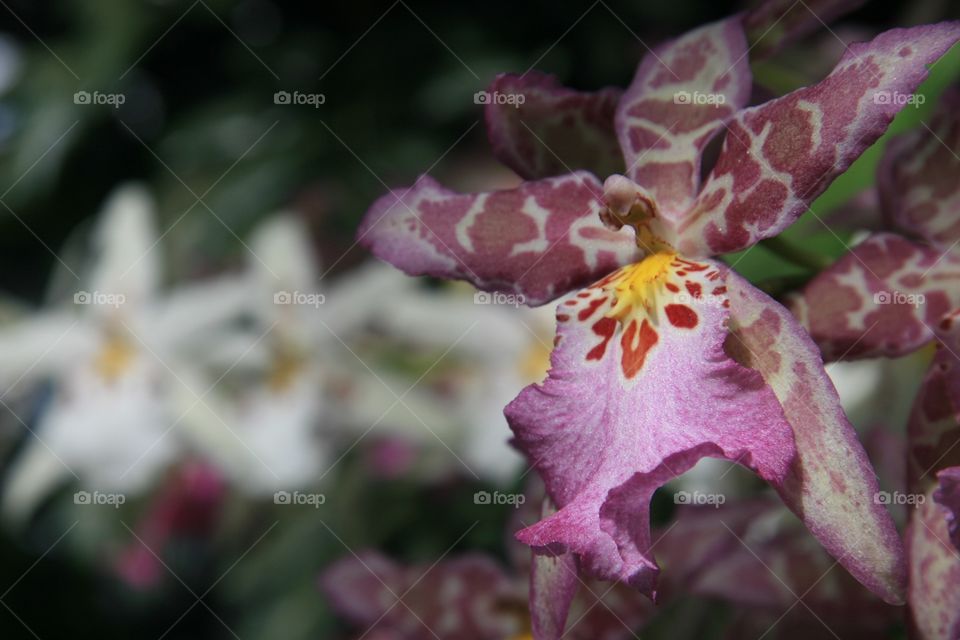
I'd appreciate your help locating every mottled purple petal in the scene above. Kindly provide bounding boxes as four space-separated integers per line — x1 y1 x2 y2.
725 270 907 604
879 88 960 249
743 0 868 58
485 72 624 180
615 17 751 223
936 466 960 551
790 233 960 360
320 552 522 639
907 494 960 640
507 256 796 595
358 172 639 306
681 22 960 256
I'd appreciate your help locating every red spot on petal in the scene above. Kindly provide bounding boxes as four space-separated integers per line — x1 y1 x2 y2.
557 314 570 322
621 319 658 378
578 297 607 321
564 300 577 306
685 282 702 298
665 304 698 329
665 282 680 293
712 286 727 295
577 291 591 298
587 317 617 361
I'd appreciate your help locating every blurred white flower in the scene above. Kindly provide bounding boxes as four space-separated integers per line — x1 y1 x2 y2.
0 185 247 518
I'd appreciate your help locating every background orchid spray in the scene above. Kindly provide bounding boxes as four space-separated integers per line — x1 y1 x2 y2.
359 9 960 626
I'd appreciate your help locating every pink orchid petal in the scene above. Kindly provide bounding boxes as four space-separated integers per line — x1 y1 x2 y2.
615 17 751 223
791 232 960 361
529 498 579 640
743 0 868 58
682 22 960 256
725 270 907 604
507 257 796 595
879 87 960 249
358 172 639 306
485 72 624 180
936 466 960 551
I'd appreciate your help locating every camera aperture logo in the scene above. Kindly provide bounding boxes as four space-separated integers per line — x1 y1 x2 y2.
74 490 126 508
674 490 725 508
274 90 326 108
473 91 525 108
273 490 326 508
274 290 325 308
473 291 526 308
74 290 126 308
473 490 525 509
74 90 126 108
673 91 726 107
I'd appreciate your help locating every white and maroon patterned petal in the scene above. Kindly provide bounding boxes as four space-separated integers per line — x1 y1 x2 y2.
743 0 868 58
320 552 522 639
791 233 960 361
936 466 960 552
485 72 624 180
681 22 960 257
615 17 751 223
906 313 960 640
907 493 960 640
358 172 639 306
507 256 796 595
879 88 960 249
725 271 907 604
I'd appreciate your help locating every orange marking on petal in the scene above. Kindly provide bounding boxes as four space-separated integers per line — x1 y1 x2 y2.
621 318 658 378
578 297 607 322
665 282 680 293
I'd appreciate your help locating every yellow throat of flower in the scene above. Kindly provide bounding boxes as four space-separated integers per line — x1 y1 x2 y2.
95 335 137 382
607 250 677 322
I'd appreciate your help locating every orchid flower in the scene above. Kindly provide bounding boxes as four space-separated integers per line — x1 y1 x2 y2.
792 87 960 361
359 15 960 606
0 185 247 518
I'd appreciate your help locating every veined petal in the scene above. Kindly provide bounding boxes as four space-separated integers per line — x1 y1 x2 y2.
358 172 639 306
615 17 751 222
507 256 796 595
879 88 960 249
485 72 623 180
725 270 907 604
682 22 960 256
936 467 960 551
790 233 960 361
743 0 868 58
